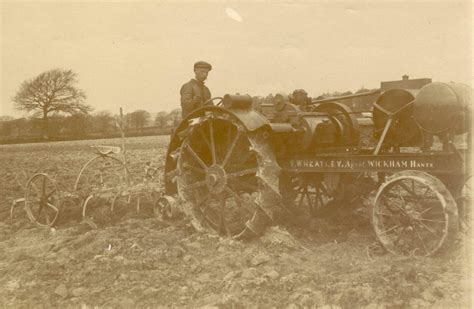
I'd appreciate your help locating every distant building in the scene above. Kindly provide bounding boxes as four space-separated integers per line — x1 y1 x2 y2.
380 75 431 91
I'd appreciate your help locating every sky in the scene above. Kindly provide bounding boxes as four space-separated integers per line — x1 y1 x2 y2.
0 1 472 117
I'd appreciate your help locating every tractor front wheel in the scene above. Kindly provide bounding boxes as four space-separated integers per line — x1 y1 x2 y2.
372 170 458 256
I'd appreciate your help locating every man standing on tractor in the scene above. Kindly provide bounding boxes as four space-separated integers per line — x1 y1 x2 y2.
180 61 213 118
290 89 311 110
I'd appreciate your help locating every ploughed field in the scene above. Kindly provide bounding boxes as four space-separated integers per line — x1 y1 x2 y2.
0 135 471 308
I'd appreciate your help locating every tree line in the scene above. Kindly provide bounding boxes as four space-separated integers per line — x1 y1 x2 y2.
0 68 182 143
1 68 376 144
0 109 182 143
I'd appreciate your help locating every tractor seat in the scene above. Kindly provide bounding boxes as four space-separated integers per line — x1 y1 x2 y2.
91 145 121 155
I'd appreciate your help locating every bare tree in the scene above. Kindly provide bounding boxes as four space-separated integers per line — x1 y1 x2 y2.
13 68 92 138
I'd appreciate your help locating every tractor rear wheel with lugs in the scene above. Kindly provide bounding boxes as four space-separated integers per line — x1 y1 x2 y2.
176 112 282 239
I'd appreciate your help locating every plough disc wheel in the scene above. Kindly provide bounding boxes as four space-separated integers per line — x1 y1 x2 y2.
372 170 458 256
154 195 177 220
176 114 281 239
24 173 60 227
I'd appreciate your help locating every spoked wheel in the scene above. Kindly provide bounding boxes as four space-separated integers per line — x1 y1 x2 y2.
279 173 338 216
74 155 129 215
74 155 129 195
24 173 61 227
176 114 280 239
456 175 472 233
373 170 458 256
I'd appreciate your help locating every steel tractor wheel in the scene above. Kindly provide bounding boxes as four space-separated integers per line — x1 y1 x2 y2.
24 173 61 227
372 170 458 256
279 173 340 216
176 112 282 239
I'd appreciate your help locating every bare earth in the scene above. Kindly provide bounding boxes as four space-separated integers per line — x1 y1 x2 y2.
0 135 472 308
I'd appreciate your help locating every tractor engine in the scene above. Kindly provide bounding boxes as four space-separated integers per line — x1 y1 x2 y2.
254 93 361 154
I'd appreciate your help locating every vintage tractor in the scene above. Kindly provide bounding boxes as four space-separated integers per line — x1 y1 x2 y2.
164 82 471 256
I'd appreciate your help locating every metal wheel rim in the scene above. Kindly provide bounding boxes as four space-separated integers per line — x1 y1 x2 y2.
373 174 452 256
74 155 129 195
24 173 60 227
176 116 263 238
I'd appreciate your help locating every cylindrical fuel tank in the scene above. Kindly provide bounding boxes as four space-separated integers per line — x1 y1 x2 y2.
414 82 472 134
372 89 422 146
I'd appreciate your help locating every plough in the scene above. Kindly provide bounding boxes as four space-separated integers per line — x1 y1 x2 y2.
10 110 177 227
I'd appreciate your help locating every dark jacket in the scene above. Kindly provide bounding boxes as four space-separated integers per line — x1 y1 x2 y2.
180 79 211 118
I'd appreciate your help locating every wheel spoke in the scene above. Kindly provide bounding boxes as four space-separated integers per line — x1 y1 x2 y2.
228 178 259 192
42 176 46 196
218 195 230 236
318 183 330 196
394 227 407 245
183 163 206 174
413 186 432 208
417 217 446 224
209 120 217 165
30 182 41 195
199 197 219 230
47 203 59 212
44 211 51 226
419 205 435 215
195 192 211 208
182 180 207 191
396 181 417 198
307 190 315 209
376 212 397 217
298 187 307 207
222 130 241 167
379 223 402 235
45 189 57 199
415 220 438 236
37 202 45 216
316 185 330 207
224 186 255 214
397 190 407 207
388 197 409 216
198 126 212 154
411 224 430 254
227 167 258 179
194 192 218 229
184 144 208 170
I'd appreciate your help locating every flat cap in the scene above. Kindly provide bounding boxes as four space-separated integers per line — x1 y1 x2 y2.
194 61 212 71
293 89 308 96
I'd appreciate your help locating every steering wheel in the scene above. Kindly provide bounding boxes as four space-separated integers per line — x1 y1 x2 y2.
203 97 224 107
